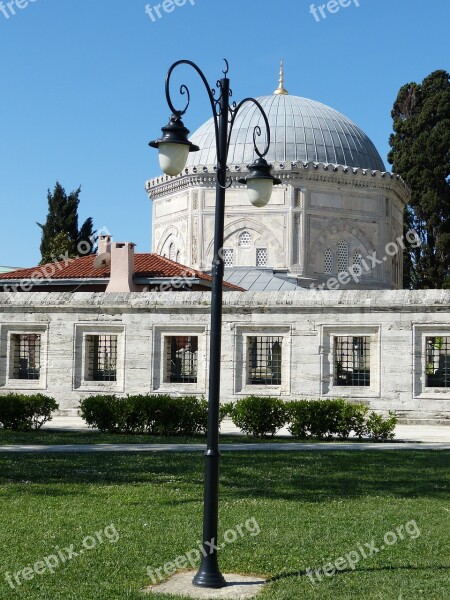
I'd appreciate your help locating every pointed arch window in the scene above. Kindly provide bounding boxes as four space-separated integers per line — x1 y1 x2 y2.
169 243 175 262
324 249 333 275
337 241 349 274
352 250 362 277
239 231 252 247
176 250 181 264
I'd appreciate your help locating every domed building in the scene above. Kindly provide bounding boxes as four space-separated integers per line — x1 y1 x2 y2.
146 65 409 291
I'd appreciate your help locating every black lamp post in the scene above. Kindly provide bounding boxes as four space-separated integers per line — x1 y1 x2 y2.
150 59 280 589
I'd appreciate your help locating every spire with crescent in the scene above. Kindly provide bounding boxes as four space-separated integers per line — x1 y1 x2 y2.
274 60 288 95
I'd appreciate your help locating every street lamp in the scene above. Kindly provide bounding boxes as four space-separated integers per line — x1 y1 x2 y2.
150 59 280 589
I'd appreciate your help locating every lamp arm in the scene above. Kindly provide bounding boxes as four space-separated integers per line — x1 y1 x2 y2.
165 59 222 167
227 98 271 159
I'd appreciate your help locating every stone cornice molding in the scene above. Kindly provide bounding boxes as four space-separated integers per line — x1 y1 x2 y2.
146 161 410 204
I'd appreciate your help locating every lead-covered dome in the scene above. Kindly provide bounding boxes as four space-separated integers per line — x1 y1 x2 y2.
186 94 385 171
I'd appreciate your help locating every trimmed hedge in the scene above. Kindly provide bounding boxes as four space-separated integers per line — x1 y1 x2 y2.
365 411 397 440
286 399 368 440
228 397 397 440
79 394 397 440
229 396 288 438
0 394 58 431
79 394 211 435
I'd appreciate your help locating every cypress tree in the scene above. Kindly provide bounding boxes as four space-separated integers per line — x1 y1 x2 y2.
37 182 95 265
388 70 450 288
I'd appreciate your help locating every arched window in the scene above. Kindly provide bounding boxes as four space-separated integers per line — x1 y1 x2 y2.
176 250 181 264
256 248 268 267
324 249 333 275
223 249 234 267
239 231 251 247
392 254 400 286
352 250 362 277
169 243 175 262
337 241 349 274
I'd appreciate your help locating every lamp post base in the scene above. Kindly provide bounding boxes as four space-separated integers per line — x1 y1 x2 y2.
192 570 227 589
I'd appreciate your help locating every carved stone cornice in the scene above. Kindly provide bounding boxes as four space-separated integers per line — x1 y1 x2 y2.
146 161 410 204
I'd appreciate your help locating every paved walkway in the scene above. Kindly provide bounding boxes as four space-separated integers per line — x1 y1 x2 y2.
1 442 449 453
41 416 450 442
0 416 448 453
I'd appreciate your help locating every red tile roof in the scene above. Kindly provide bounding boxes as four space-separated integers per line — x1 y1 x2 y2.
0 254 243 291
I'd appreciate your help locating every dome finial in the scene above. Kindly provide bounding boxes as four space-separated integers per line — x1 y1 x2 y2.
274 60 288 95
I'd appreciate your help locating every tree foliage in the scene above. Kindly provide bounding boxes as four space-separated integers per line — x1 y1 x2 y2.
37 182 95 265
388 70 450 288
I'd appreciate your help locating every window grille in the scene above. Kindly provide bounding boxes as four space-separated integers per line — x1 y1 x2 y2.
248 336 282 385
324 249 333 275
166 336 198 383
426 336 450 388
169 243 175 262
12 334 41 380
256 248 268 267
352 251 362 277
334 336 370 386
223 249 234 267
87 335 117 382
239 231 251 247
337 241 349 274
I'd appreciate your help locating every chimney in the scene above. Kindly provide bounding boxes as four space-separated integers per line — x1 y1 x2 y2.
106 242 138 292
97 234 112 255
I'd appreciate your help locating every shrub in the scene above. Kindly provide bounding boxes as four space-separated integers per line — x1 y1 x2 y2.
287 399 369 440
230 396 288 438
0 394 58 431
220 402 235 421
154 395 208 436
365 411 397 440
285 400 311 439
333 400 368 439
80 395 122 433
80 394 212 436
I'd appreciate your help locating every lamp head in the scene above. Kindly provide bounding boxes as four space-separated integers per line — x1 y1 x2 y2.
238 157 282 207
149 114 199 176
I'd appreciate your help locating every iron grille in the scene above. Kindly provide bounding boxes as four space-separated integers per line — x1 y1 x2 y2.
87 335 117 382
352 251 362 277
426 336 450 387
334 336 370 386
239 231 252 247
337 240 349 274
256 248 268 267
166 336 198 383
12 334 41 380
248 336 282 385
223 249 234 267
324 249 333 275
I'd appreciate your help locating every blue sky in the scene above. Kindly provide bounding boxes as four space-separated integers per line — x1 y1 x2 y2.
0 0 449 267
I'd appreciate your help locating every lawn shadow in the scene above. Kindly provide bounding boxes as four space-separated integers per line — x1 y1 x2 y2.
0 451 448 502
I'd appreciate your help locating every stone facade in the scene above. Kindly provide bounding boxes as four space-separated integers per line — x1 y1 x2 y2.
146 163 409 290
1 290 449 422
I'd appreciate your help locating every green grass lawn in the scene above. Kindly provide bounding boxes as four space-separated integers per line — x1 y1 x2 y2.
0 430 371 445
0 451 448 599
0 430 298 445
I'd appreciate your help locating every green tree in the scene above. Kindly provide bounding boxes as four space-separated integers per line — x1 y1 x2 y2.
388 70 450 288
37 182 95 265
